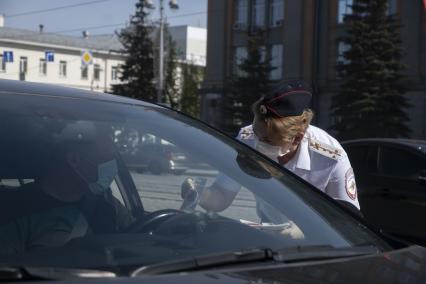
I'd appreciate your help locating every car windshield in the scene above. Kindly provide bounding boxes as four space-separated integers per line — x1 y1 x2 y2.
0 92 387 271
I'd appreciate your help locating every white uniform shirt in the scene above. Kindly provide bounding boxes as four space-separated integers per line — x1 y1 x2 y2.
216 124 360 211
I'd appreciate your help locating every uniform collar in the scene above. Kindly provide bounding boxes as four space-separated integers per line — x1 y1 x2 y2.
285 133 311 171
295 136 311 171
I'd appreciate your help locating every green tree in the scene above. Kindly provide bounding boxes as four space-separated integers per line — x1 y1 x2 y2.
331 0 410 139
112 0 156 102
164 33 180 109
222 35 276 135
180 62 203 118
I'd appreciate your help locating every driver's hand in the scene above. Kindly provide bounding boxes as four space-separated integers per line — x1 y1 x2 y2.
181 177 198 202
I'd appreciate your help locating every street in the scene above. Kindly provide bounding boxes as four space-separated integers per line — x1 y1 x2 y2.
130 169 260 222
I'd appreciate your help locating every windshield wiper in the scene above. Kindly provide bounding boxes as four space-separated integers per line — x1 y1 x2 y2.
131 245 379 276
131 248 274 276
273 244 379 263
0 266 116 281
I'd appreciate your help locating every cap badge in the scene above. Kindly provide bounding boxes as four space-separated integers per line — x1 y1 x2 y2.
259 105 267 115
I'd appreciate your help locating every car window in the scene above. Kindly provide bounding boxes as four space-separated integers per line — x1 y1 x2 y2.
345 144 378 174
0 92 389 271
117 127 263 223
110 106 384 249
366 145 379 173
379 146 426 178
345 145 369 171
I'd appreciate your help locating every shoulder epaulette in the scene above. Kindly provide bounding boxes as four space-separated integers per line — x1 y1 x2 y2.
239 127 254 140
309 138 342 160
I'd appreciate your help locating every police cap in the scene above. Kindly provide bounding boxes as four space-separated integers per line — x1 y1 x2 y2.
259 80 312 118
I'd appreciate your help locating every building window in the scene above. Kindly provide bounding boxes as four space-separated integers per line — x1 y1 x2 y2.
270 0 284 27
337 41 351 77
94 64 101 81
234 46 248 77
259 46 267 63
81 65 88 80
337 0 353 23
59 61 67 77
337 41 351 66
111 66 118 81
387 0 397 15
270 44 283 80
19 57 28 74
252 0 266 28
39 58 47 76
234 0 248 29
0 55 6 72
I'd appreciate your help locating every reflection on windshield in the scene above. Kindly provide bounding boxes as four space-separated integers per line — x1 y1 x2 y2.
0 94 387 271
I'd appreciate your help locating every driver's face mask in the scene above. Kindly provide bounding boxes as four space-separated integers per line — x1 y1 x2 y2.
254 137 292 162
90 159 118 194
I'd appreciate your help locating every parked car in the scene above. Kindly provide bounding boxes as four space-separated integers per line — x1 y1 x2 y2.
2 79 426 283
342 138 426 245
118 133 189 175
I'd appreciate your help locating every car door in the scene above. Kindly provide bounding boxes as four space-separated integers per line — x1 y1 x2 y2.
344 144 387 222
368 144 426 242
344 143 378 194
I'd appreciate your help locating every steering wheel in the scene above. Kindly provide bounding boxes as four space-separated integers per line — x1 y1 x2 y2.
125 209 183 233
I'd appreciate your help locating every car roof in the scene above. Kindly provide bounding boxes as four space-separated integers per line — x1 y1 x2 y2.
0 78 155 107
342 138 426 151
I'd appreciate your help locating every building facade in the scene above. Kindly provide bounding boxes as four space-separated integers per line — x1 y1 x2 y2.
0 18 206 95
0 22 125 92
167 25 207 67
201 0 426 139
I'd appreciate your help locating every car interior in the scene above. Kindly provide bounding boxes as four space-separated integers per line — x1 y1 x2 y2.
0 119 303 270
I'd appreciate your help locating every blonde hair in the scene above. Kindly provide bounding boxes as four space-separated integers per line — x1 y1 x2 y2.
252 99 314 143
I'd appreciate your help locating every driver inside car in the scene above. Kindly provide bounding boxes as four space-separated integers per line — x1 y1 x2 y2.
0 121 133 254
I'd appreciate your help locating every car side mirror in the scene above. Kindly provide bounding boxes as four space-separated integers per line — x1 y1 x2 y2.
419 169 426 186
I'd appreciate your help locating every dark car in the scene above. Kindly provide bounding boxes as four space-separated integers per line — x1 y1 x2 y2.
117 132 188 175
2 79 426 283
342 138 426 244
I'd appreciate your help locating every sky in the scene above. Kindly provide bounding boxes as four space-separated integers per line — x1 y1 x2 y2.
0 0 207 36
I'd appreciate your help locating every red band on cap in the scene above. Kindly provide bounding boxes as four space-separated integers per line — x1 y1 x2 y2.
266 90 312 103
264 105 284 118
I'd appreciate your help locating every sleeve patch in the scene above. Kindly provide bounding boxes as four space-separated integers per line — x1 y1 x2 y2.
345 168 357 200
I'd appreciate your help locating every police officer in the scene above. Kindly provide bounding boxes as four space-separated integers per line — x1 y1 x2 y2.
181 80 360 216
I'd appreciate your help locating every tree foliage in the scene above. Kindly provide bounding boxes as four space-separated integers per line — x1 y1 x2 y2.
112 0 156 102
164 32 181 109
221 35 276 135
180 62 203 118
331 0 410 139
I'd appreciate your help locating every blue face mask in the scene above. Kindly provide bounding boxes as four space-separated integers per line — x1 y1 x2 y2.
90 159 118 194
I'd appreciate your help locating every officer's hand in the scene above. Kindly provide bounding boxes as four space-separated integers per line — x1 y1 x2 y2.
181 177 198 202
280 221 304 239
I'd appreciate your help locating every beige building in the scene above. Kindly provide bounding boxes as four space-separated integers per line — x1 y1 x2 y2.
0 17 206 95
0 17 125 92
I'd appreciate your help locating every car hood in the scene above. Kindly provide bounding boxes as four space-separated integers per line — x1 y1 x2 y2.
38 245 426 283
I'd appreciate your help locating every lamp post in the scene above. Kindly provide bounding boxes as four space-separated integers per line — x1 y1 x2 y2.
145 0 179 104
